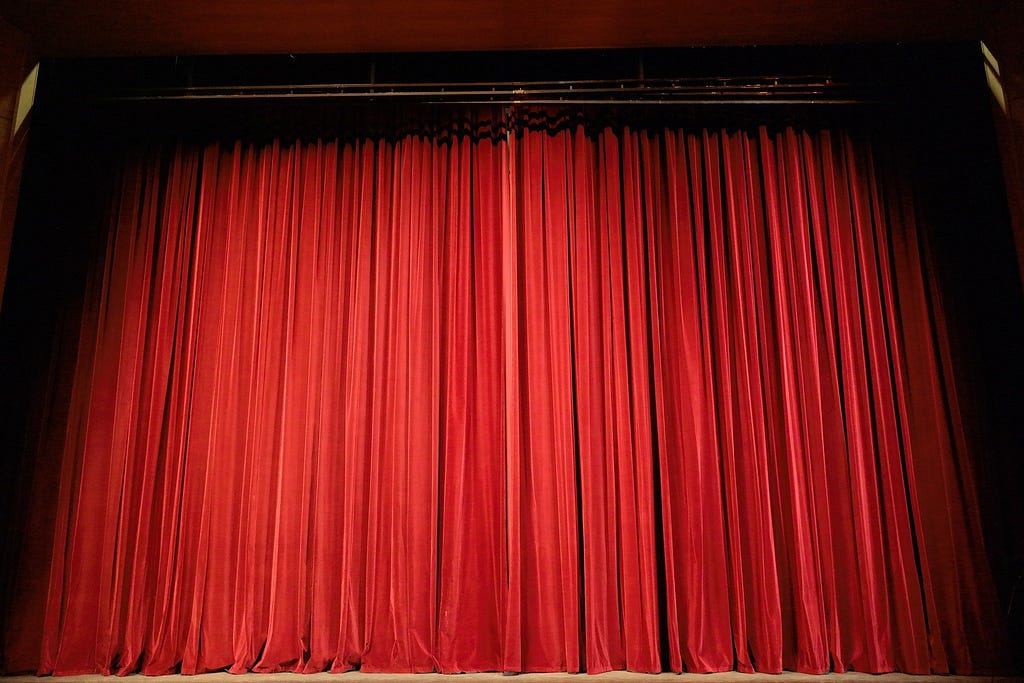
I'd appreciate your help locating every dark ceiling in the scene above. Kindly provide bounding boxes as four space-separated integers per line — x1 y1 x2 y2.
0 0 1005 58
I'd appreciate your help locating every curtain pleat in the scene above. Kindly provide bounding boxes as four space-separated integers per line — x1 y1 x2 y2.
4 120 1008 676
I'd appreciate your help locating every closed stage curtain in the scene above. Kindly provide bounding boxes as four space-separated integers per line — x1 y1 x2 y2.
0 116 1007 675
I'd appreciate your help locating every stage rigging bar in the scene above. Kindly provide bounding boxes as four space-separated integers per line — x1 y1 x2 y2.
103 75 870 105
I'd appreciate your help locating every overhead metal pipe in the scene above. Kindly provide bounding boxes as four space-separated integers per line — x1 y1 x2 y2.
102 75 868 104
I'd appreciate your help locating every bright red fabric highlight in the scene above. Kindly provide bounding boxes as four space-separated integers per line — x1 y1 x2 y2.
1 121 1007 675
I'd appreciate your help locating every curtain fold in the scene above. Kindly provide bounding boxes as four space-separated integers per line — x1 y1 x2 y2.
1 116 1008 675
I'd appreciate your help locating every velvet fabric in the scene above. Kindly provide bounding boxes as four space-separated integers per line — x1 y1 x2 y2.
1 118 1006 675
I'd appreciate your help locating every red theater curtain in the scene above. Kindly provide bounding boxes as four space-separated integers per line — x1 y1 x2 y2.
3 118 1006 675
